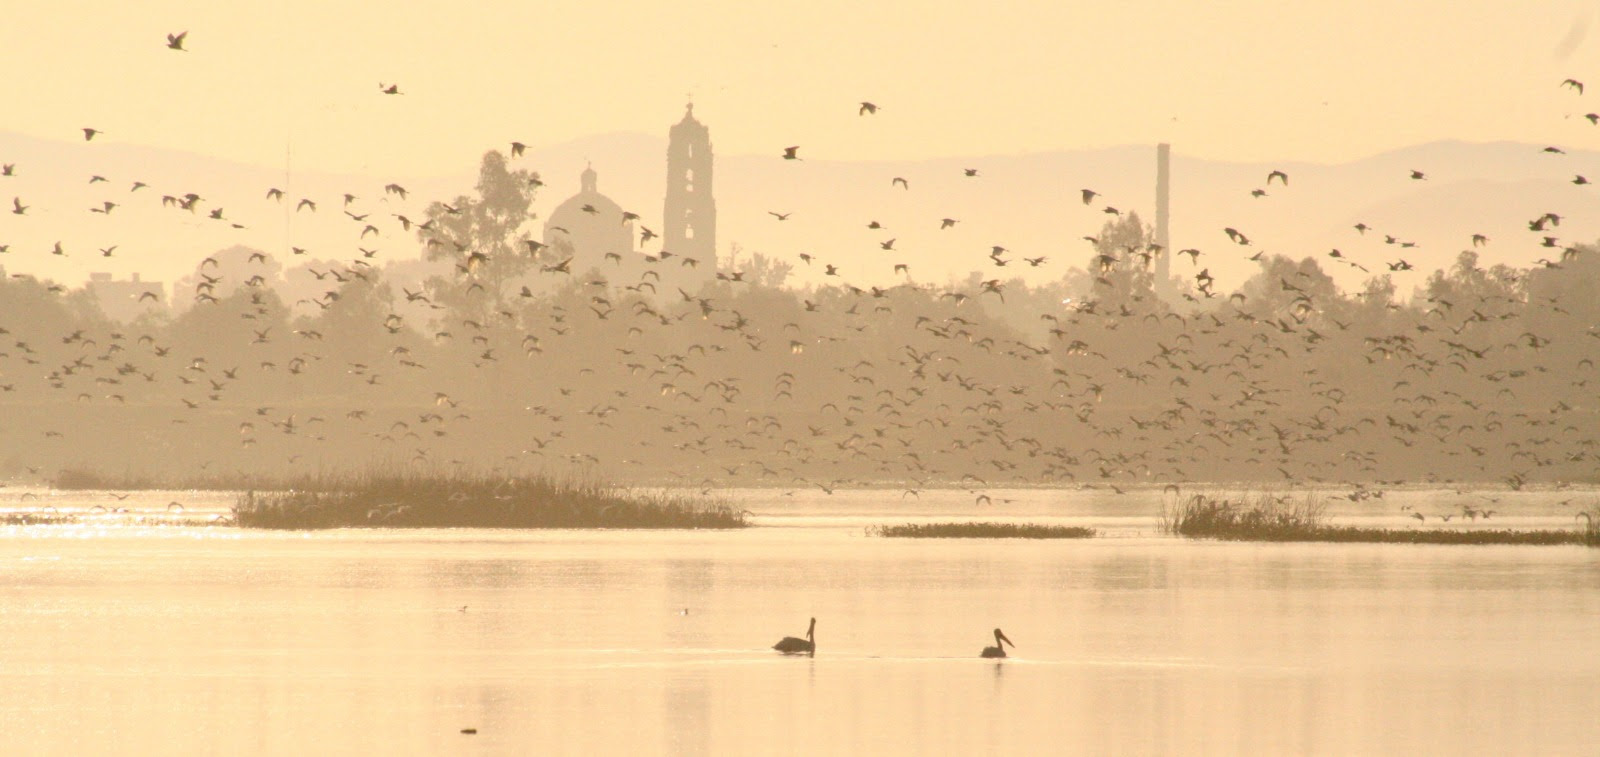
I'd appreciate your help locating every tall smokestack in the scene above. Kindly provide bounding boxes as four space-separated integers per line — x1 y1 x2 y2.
1155 143 1171 299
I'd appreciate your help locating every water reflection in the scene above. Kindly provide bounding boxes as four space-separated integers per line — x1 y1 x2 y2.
0 500 1596 754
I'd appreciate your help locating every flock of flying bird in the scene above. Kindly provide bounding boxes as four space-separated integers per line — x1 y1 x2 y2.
1 32 1598 523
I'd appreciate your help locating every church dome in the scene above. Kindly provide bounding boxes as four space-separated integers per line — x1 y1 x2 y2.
544 164 634 273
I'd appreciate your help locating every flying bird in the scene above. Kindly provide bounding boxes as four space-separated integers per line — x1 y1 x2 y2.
858 101 878 115
1561 78 1584 94
1267 170 1288 185
782 146 800 160
1080 189 1098 205
165 31 187 51
82 128 102 141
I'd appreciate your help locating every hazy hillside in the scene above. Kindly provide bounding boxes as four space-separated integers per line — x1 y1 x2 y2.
2 130 1596 299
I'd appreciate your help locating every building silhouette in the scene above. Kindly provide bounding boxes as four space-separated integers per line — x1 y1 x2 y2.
86 272 165 322
664 104 716 272
542 163 636 278
538 106 716 298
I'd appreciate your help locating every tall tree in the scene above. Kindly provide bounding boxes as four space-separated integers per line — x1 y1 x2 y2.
420 151 543 321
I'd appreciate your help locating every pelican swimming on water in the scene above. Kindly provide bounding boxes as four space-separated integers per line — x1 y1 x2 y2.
773 617 815 656
980 628 1014 658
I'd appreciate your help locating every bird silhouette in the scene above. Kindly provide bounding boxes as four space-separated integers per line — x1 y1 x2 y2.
773 617 815 656
980 628 1014 658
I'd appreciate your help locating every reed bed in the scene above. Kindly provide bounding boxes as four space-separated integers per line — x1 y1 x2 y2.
869 522 1096 539
0 510 222 527
1165 491 1594 546
1163 490 1328 539
231 470 746 530
1 511 87 526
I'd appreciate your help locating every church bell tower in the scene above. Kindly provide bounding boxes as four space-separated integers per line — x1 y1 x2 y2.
664 104 716 270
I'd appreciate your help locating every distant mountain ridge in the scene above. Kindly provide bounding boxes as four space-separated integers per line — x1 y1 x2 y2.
1 129 1595 296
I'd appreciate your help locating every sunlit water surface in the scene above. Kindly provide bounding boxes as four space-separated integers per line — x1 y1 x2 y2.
1 487 1596 755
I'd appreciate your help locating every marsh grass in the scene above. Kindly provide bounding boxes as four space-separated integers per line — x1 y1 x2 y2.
869 522 1095 539
1579 502 1600 547
1 511 89 526
1162 490 1328 538
1165 490 1594 546
231 470 745 530
0 510 222 527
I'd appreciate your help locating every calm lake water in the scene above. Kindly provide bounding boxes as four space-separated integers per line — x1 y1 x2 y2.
1 487 1597 755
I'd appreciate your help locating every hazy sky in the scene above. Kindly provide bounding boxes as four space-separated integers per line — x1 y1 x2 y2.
4 1 1597 175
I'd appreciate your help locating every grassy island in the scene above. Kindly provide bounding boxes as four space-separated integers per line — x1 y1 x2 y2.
232 471 746 530
869 522 1096 539
1166 492 1597 547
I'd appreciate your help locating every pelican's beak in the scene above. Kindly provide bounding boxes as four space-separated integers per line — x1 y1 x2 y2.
999 630 1013 648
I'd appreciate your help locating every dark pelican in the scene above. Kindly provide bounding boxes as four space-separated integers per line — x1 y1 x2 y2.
773 617 816 656
980 628 1014 658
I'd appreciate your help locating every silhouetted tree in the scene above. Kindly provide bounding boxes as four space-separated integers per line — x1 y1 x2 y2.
421 151 542 321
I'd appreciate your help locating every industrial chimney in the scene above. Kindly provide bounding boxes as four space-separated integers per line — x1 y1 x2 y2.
1154 143 1172 300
